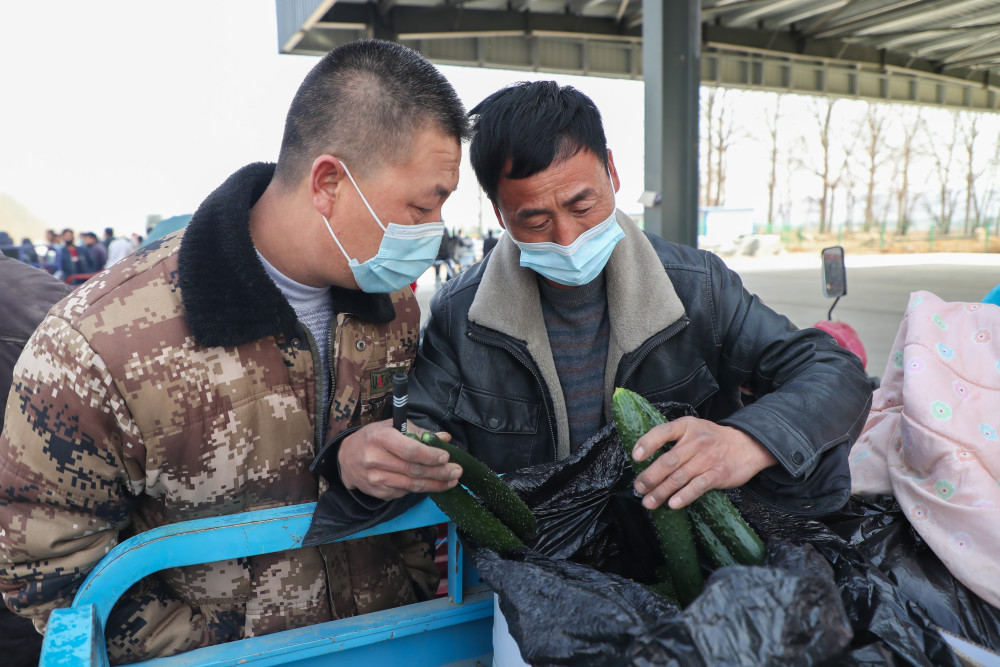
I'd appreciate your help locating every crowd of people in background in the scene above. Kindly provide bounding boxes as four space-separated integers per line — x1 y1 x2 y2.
432 227 502 285
3 220 502 290
0 226 143 284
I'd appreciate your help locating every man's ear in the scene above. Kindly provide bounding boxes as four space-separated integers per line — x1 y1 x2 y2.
491 201 506 230
607 149 621 193
310 156 347 218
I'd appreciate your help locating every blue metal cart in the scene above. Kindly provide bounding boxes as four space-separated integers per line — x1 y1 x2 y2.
40 498 494 666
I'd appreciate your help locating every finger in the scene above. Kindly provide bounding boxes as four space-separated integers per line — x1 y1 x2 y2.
383 433 451 466
403 460 463 482
632 421 682 461
361 448 462 480
634 446 679 494
634 437 698 494
643 465 719 510
368 470 460 495
664 471 717 509
639 459 691 508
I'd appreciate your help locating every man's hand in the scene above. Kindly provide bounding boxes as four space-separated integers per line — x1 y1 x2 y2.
631 416 777 510
338 420 462 500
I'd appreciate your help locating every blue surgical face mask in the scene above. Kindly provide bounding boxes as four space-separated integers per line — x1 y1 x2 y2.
322 162 445 293
509 176 624 286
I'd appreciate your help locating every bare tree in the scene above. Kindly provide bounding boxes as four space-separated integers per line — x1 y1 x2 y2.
922 110 959 235
860 103 891 233
979 130 1000 237
699 87 744 208
959 112 983 235
700 87 719 207
792 97 856 234
889 107 923 236
837 153 861 234
763 93 784 225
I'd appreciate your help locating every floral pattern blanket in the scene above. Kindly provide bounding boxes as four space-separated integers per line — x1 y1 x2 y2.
850 291 1000 608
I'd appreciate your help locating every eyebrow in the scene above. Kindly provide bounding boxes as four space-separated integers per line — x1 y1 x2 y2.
515 187 598 221
426 184 454 200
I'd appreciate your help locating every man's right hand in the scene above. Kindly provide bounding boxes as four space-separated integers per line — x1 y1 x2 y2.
338 420 462 500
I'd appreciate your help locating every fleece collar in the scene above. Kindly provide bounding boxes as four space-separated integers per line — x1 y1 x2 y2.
178 162 396 348
468 210 685 459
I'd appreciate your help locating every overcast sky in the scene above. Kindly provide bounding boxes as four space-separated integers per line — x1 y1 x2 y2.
0 0 649 239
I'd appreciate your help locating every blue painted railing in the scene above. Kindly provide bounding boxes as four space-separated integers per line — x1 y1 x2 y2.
40 498 493 666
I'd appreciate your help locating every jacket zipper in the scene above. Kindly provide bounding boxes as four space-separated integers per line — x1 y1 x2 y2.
467 326 557 461
617 317 691 388
301 316 340 453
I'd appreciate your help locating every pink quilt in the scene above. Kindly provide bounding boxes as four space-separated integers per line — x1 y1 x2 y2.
850 291 1000 609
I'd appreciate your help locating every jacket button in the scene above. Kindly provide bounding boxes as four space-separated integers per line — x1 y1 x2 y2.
791 451 805 465
291 338 300 347
487 417 500 430
356 340 366 351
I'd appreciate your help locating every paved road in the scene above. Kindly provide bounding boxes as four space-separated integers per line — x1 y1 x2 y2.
415 252 1000 382
726 253 1000 379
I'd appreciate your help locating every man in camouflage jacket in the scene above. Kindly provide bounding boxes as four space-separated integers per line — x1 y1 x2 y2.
0 41 467 663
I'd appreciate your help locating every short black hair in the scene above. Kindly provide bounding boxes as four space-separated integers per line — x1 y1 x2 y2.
274 39 469 186
469 81 608 202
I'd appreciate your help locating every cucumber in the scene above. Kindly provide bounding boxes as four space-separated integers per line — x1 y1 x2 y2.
612 388 703 606
428 483 523 555
689 489 765 566
414 432 537 542
612 388 767 571
643 578 680 607
688 504 738 568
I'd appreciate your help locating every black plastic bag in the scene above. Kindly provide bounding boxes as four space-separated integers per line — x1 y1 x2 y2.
823 494 1000 651
470 406 963 666
478 546 853 667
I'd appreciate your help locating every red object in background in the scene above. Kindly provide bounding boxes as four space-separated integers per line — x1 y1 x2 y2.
813 320 867 370
410 281 418 294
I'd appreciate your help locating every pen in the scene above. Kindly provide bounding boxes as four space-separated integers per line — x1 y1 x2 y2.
392 371 408 433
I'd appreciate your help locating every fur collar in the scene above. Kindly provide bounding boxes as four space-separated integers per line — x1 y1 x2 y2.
468 210 684 459
178 162 395 348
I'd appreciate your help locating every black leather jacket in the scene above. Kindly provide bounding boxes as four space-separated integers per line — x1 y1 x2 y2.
408 213 872 515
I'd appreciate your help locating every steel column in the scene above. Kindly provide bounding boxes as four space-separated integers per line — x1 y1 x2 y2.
642 0 700 246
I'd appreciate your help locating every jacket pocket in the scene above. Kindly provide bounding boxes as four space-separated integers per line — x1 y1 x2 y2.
454 386 540 435
641 364 720 410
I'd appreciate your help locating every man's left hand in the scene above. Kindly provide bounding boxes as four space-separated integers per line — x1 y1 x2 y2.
631 416 777 510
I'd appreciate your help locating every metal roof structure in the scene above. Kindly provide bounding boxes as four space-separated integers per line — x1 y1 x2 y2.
278 0 1000 111
275 0 1000 244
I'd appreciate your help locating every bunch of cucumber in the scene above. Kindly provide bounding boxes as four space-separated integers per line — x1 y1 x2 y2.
411 431 536 555
613 387 766 607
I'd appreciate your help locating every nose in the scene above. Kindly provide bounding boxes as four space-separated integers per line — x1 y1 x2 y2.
551 216 591 247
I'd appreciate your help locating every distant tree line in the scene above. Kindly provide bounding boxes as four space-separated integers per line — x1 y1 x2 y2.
699 87 1000 238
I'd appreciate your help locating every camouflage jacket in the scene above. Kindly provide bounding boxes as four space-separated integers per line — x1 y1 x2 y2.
0 163 429 663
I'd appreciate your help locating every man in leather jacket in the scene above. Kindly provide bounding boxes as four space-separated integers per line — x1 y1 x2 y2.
406 81 873 516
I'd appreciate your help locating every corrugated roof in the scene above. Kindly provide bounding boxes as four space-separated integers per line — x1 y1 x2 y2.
277 0 1000 109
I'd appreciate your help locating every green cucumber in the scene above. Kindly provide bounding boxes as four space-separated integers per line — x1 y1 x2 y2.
415 432 536 542
613 388 703 606
688 505 738 568
689 489 766 566
428 483 523 555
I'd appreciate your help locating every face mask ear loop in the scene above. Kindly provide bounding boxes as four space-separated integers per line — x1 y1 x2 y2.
321 213 354 262
339 161 388 233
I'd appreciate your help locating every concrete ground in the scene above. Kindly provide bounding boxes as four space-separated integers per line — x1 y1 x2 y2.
723 252 1000 379
413 252 1000 381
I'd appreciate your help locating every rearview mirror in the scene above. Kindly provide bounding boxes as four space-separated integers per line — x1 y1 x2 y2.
821 246 846 299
